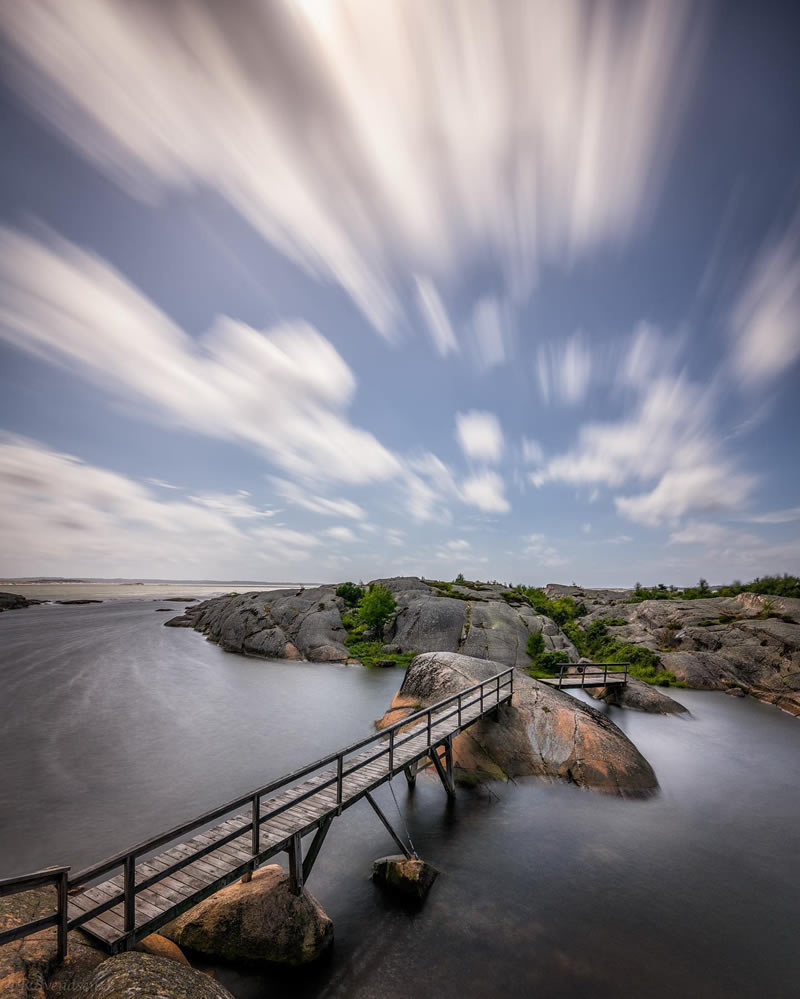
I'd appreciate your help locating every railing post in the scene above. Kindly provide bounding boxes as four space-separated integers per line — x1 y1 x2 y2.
458 691 462 728
336 754 344 814
509 668 514 695
123 853 136 937
496 674 500 705
388 727 394 773
427 709 432 748
251 794 260 855
480 681 484 714
56 869 68 962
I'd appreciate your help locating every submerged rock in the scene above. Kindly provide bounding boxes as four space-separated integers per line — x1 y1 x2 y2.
161 865 333 965
378 652 658 796
372 855 439 901
83 952 232 998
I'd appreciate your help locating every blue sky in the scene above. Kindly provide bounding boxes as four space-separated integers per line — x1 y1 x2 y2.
0 0 799 586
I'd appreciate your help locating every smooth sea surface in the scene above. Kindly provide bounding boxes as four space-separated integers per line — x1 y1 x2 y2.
0 601 797 998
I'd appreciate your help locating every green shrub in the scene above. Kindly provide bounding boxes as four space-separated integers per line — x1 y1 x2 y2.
336 581 364 607
359 583 397 634
526 631 545 659
455 572 465 584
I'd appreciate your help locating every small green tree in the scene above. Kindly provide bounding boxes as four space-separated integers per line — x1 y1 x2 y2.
336 581 364 607
455 572 465 584
698 578 710 595
359 583 397 634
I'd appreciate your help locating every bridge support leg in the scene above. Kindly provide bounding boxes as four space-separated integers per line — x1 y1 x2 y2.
287 832 304 896
302 816 333 883
430 739 456 798
403 761 417 788
365 791 412 859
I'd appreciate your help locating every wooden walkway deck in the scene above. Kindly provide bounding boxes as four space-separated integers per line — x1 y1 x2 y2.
1 668 513 957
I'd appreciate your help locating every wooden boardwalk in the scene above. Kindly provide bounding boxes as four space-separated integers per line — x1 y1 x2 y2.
0 668 513 957
538 663 629 690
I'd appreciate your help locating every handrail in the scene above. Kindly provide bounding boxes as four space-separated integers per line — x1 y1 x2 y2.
1 667 513 959
0 866 69 961
555 662 629 688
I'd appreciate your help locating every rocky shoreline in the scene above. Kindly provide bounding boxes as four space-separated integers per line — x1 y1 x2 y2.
164 576 800 716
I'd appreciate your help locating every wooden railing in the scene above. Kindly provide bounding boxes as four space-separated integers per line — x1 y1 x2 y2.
0 667 513 957
555 662 628 687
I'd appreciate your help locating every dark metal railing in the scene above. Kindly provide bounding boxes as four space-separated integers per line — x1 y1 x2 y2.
555 662 629 688
0 667 514 957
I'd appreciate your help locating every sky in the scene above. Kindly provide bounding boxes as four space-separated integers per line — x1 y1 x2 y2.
0 0 799 587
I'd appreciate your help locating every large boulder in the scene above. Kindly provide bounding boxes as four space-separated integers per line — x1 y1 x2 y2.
378 652 658 796
161 865 333 965
82 952 232 998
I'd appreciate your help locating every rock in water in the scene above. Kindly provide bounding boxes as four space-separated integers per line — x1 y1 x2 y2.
587 675 688 714
372 855 439 901
378 652 658 796
83 952 232 998
0 592 42 611
161 865 333 965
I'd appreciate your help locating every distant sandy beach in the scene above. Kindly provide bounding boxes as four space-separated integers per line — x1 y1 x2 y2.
0 581 306 602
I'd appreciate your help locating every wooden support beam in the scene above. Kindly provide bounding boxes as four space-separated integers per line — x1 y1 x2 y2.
302 816 333 883
287 833 304 896
430 741 456 798
403 761 417 788
364 792 412 859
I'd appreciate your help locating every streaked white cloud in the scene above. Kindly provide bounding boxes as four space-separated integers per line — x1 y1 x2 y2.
521 437 544 465
737 507 800 525
0 0 703 334
0 435 318 576
271 478 366 520
731 223 800 385
415 276 458 356
536 334 592 405
189 491 279 519
325 525 357 543
471 297 507 369
0 227 400 486
461 470 510 514
455 411 504 463
522 533 566 567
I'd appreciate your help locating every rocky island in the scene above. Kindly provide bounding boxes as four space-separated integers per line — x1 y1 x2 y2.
166 575 800 716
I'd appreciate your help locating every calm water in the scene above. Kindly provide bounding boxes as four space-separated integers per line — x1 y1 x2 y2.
1 603 797 998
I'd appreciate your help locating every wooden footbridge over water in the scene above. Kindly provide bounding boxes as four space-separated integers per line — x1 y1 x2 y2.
1 667 519 958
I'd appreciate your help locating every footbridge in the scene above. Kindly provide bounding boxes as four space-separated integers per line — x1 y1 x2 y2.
538 662 629 690
0 668 513 959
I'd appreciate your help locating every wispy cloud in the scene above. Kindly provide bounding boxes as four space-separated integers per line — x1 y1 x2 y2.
0 227 401 486
455 411 504 464
0 0 704 335
0 435 319 577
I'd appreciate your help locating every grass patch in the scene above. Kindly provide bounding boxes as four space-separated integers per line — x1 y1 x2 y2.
343 635 416 669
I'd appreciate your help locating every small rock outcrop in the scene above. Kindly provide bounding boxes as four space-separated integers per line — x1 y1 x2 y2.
372 855 439 901
378 652 658 796
161 865 333 965
586 675 688 714
83 952 233 999
0 592 42 611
